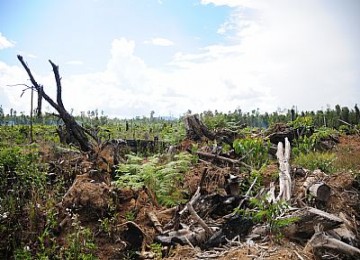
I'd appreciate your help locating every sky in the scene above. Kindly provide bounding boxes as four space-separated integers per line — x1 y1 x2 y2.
0 0 359 118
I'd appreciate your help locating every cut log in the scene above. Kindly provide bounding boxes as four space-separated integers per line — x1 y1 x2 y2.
282 207 343 241
276 137 292 202
308 183 331 202
302 176 331 202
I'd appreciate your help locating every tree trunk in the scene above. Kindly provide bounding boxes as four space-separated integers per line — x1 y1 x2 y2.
184 114 215 141
276 137 292 202
17 55 93 152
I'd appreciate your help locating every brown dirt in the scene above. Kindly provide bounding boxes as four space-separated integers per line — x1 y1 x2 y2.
53 134 360 259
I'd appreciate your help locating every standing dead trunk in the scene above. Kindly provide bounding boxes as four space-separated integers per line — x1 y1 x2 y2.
17 55 93 152
36 85 43 118
184 114 215 141
276 137 292 202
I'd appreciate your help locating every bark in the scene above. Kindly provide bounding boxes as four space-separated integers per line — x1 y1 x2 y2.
17 55 93 152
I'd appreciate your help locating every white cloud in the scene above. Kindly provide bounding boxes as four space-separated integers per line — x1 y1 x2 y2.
66 60 83 65
144 37 174 47
0 33 15 49
0 1 359 118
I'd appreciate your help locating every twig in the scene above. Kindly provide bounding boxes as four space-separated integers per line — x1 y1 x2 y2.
293 250 305 260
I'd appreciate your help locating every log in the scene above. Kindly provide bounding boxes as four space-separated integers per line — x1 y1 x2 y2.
282 207 343 241
305 228 360 258
276 137 292 202
303 176 331 202
308 183 331 202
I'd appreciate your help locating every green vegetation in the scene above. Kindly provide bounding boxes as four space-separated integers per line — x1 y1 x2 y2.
115 152 195 207
233 137 270 169
0 103 359 258
293 152 336 173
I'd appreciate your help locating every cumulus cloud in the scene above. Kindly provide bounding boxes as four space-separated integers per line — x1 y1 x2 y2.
198 0 360 111
0 33 15 49
0 1 359 118
144 37 174 47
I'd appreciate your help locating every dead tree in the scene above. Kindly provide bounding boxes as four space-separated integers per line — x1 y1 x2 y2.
276 137 292 202
36 85 43 118
184 114 215 141
17 55 92 152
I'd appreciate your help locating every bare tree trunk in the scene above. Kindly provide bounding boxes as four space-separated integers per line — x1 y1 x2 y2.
276 137 292 202
36 85 43 118
17 55 93 152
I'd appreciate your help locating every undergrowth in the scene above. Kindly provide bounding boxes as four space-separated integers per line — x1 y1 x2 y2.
115 152 195 207
293 152 336 173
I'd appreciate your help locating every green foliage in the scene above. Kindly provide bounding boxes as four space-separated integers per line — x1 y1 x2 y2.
115 152 194 207
294 151 336 173
289 116 313 129
233 137 270 169
150 243 162 259
237 196 299 237
292 127 338 156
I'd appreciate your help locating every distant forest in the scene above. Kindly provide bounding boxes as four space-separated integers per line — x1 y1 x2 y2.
0 104 359 130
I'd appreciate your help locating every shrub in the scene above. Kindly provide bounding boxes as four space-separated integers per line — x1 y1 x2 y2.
293 152 336 173
233 137 270 169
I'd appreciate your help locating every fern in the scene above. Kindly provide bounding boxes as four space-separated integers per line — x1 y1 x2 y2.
115 152 193 207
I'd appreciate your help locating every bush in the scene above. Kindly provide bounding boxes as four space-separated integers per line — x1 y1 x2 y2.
293 152 336 173
233 137 270 169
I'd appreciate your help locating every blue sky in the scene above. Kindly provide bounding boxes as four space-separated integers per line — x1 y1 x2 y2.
0 0 359 118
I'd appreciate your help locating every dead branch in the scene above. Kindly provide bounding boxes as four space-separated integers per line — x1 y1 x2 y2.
17 55 92 152
187 202 214 236
196 151 241 165
147 212 163 233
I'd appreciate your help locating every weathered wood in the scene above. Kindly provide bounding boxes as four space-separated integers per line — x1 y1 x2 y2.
196 151 241 165
276 137 292 202
187 202 214 237
305 228 360 258
147 212 163 233
282 207 343 241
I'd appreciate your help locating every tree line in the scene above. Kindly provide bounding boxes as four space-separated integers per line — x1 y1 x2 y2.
0 104 359 130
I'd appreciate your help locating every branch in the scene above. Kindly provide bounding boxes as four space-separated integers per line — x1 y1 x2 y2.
17 55 62 113
49 60 65 109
